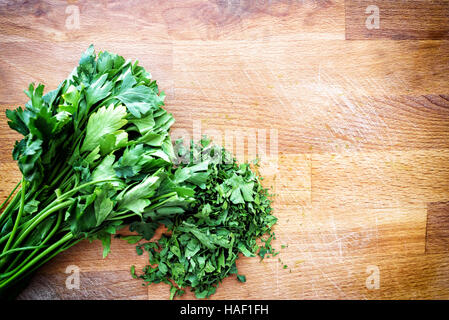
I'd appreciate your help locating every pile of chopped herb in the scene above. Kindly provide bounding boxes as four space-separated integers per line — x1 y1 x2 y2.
130 138 278 299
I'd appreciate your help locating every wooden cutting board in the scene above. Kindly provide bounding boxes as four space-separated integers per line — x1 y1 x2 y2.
1 0 448 300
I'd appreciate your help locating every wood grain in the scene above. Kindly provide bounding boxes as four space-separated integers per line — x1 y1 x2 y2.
426 201 449 253
0 0 345 42
0 41 174 105
0 0 448 299
311 149 449 209
345 0 449 40
16 270 149 300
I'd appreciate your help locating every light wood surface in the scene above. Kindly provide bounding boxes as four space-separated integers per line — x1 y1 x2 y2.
1 0 448 299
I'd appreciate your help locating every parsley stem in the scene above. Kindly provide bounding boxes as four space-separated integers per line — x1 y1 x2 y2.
0 233 74 289
9 179 117 251
0 186 22 229
9 236 82 288
47 160 64 183
3 211 62 274
56 179 118 201
0 245 47 260
2 178 26 255
108 212 136 221
0 179 116 250
69 126 87 156
0 180 21 215
151 192 177 203
145 192 178 211
10 200 73 251
49 165 72 189
38 167 73 210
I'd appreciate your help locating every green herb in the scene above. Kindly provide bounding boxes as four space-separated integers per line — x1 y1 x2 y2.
0 46 193 298
132 139 278 299
0 46 279 300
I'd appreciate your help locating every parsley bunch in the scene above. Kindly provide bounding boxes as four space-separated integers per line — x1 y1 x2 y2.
131 139 278 299
0 46 278 300
0 46 199 298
